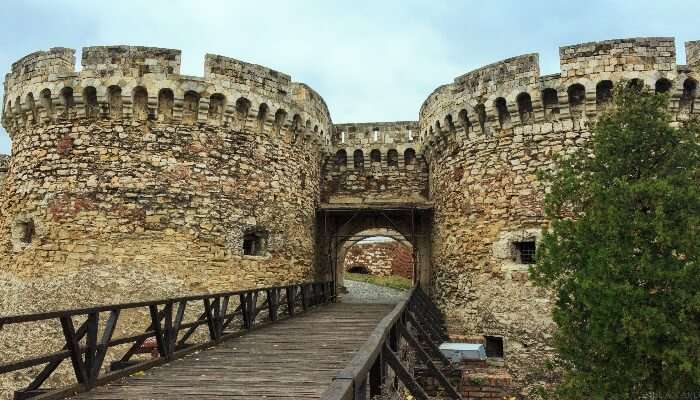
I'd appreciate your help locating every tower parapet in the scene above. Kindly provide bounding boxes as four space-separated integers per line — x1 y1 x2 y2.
419 37 697 156
2 46 332 148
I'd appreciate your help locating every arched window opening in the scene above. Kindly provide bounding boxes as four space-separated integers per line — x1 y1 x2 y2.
183 91 200 124
291 114 302 140
12 217 35 249
370 149 381 163
40 89 53 122
208 93 226 124
257 103 269 131
596 81 613 108
628 78 644 93
445 114 456 133
60 87 74 119
387 149 399 167
542 88 559 121
655 78 672 94
494 97 510 128
25 93 38 124
475 103 487 135
83 87 98 119
435 120 443 135
681 78 697 113
242 229 268 256
274 108 287 133
353 149 364 169
107 86 122 119
567 84 586 117
457 109 470 134
516 92 533 123
132 86 149 121
336 149 347 167
235 97 251 128
157 88 174 121
404 148 416 166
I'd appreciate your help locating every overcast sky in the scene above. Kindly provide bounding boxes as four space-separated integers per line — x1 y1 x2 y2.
1 0 698 154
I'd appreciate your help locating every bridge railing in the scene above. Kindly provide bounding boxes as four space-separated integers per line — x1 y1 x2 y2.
322 286 464 400
0 280 333 400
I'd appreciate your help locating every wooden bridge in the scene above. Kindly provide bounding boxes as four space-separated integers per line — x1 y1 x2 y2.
0 282 464 400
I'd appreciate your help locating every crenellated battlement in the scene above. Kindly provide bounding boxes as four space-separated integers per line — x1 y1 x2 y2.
2 45 333 149
419 37 699 155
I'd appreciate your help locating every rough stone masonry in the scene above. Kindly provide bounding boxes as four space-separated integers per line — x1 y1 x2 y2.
1 37 699 396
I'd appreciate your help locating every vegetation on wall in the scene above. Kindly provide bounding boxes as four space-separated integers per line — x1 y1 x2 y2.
531 84 700 398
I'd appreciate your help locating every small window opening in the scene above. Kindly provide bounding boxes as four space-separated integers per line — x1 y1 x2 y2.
336 149 347 167
387 149 399 167
407 129 413 141
542 88 559 121
596 80 613 108
353 149 364 168
513 240 536 264
655 78 672 94
19 220 35 244
370 149 381 163
484 336 504 358
243 230 267 256
373 129 379 142
341 131 345 143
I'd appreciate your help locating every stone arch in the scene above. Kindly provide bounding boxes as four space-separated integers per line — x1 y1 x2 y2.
404 148 416 166
60 87 74 119
444 114 455 134
567 83 586 117
596 80 613 109
132 86 149 121
340 230 415 282
83 87 99 119
353 149 364 169
208 93 226 124
274 108 287 134
387 149 399 167
40 88 53 122
541 88 559 121
335 149 347 167
257 103 269 132
457 109 470 134
627 78 644 92
475 103 487 135
25 92 38 124
370 149 381 163
183 90 200 124
107 85 122 119
291 114 302 142
235 97 251 129
157 88 174 121
516 92 533 123
655 78 672 94
681 78 697 113
494 97 510 128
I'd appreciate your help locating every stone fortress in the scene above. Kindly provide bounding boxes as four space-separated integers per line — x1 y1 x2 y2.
1 37 698 394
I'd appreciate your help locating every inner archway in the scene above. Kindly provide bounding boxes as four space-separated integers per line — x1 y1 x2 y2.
316 205 433 295
339 229 414 289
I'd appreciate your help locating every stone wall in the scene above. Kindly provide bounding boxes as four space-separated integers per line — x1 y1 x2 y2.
323 121 429 204
343 241 413 279
418 37 699 395
0 45 332 396
0 154 8 187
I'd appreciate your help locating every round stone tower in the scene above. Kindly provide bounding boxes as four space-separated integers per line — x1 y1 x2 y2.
0 46 332 312
418 37 699 391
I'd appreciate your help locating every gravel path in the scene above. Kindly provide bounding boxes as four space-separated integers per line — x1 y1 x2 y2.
340 280 408 304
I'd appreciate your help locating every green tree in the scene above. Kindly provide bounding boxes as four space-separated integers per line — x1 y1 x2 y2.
531 84 700 399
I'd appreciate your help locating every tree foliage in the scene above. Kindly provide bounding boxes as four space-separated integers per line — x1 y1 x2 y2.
531 84 700 399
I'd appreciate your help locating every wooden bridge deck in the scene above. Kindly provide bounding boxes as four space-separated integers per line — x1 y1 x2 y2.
71 302 394 400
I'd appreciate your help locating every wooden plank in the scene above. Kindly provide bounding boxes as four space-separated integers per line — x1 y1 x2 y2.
71 303 394 400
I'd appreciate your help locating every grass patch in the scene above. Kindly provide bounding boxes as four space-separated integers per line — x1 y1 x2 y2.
345 273 413 291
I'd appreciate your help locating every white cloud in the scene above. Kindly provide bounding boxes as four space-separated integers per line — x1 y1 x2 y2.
1 0 699 154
